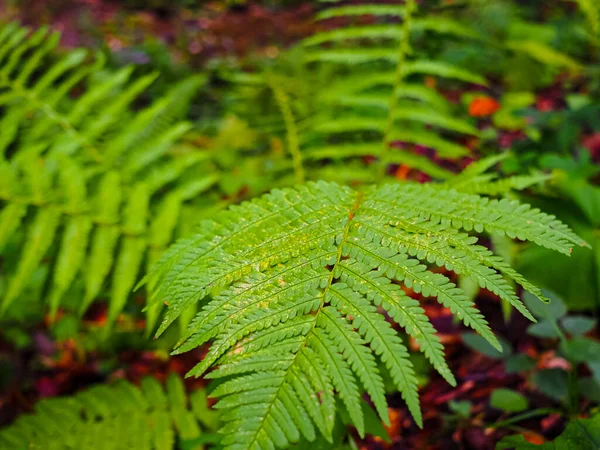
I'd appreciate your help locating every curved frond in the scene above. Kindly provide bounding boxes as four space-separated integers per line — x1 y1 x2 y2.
147 181 584 449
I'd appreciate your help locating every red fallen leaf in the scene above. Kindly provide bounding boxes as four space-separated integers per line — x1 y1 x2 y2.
129 362 152 379
83 303 108 326
469 96 501 117
498 130 526 148
55 349 74 369
522 343 538 359
401 285 416 297
424 75 436 89
523 431 546 445
362 155 377 165
582 133 600 158
536 97 555 112
537 350 572 371
394 164 410 180
435 380 476 404
438 333 462 345
541 414 562 431
416 172 432 184
464 427 491 449
452 429 462 443
384 407 404 438
44 310 64 326
465 137 480 151
167 357 187 375
36 377 60 398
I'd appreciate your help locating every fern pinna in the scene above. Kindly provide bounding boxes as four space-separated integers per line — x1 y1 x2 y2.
0 23 217 331
146 181 586 449
0 373 220 449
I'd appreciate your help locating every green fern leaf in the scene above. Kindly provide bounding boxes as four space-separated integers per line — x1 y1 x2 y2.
0 374 213 450
2 207 61 313
0 22 207 321
147 181 584 449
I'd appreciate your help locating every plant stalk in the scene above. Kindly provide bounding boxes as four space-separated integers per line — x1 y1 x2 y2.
269 76 305 184
377 0 416 180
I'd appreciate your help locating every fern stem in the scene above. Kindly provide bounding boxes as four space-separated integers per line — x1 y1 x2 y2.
377 0 416 180
268 77 305 184
248 190 365 448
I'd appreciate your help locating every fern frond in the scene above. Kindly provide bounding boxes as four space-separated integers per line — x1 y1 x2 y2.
572 0 599 39
0 374 216 450
294 0 490 181
147 181 584 449
0 23 210 322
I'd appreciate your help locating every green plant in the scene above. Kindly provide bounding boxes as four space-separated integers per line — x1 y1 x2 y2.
0 23 220 331
497 411 600 449
0 373 220 450
514 156 600 310
226 0 491 186
437 0 589 93
463 288 600 433
146 180 585 450
299 0 490 180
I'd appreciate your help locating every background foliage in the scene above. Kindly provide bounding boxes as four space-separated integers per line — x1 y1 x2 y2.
0 0 598 449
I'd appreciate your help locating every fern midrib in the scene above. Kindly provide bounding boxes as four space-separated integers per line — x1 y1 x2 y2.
243 191 364 449
377 0 416 179
268 77 305 184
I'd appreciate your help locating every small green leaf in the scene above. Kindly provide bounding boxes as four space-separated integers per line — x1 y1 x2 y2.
497 413 600 449
51 316 80 342
527 320 560 338
579 377 600 403
505 354 536 374
523 290 567 321
462 332 512 360
448 400 471 419
490 389 528 413
561 316 596 337
566 94 591 110
361 400 391 443
532 369 569 403
560 338 600 364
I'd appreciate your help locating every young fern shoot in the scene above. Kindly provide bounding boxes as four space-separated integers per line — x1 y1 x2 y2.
146 181 586 450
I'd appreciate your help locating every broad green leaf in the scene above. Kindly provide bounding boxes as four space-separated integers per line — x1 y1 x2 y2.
490 388 528 413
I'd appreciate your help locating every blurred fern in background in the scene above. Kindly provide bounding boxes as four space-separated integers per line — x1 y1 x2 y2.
0 23 217 333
